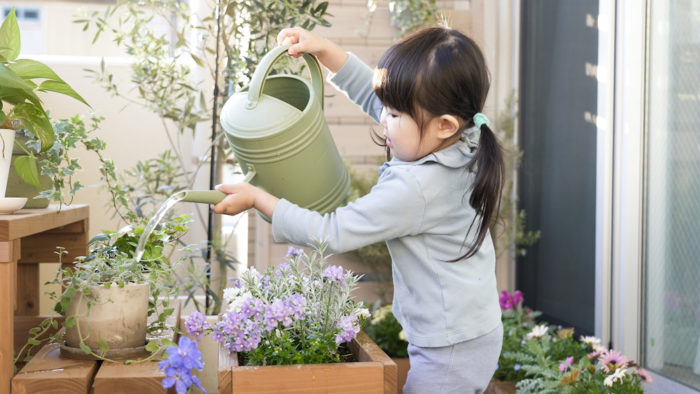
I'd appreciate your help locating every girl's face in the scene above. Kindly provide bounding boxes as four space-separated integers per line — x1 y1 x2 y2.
379 106 453 162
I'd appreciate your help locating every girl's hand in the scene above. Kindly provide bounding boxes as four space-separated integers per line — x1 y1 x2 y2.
277 27 348 73
212 183 279 218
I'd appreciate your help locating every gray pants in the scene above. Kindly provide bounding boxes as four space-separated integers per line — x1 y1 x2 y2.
403 323 503 394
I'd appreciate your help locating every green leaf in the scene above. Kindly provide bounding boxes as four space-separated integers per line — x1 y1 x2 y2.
10 102 54 150
190 54 204 68
79 342 92 354
161 338 176 348
145 341 159 353
0 8 20 61
0 64 40 105
38 80 90 108
27 338 41 346
64 316 76 328
12 155 42 189
8 59 63 80
97 339 109 355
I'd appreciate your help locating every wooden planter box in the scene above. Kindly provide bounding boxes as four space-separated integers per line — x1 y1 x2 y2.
484 379 517 394
392 357 409 393
217 331 397 394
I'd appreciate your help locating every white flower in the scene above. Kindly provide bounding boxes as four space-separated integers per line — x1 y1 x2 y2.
604 367 628 387
223 287 242 304
398 330 406 341
526 324 549 340
227 291 252 312
357 308 371 319
580 335 601 347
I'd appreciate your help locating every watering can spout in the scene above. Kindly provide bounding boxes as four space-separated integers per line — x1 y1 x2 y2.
175 190 227 205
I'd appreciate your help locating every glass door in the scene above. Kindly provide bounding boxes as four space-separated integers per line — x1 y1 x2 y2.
643 0 700 390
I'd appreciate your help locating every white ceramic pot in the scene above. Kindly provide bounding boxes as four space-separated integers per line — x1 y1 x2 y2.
0 128 16 197
64 283 150 350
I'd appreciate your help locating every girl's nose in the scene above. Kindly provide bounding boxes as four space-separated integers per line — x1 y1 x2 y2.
379 107 387 128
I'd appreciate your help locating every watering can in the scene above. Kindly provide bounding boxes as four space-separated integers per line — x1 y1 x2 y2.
177 45 351 216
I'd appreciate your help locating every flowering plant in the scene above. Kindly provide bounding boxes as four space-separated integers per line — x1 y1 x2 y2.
158 336 206 394
184 245 369 366
364 304 408 358
494 291 651 393
494 290 541 382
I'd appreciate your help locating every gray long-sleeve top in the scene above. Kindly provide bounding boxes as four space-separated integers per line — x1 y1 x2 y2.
272 53 501 347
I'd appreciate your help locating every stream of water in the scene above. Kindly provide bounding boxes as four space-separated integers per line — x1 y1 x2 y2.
133 192 186 262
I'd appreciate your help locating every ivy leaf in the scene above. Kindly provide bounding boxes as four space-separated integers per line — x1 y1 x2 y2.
64 316 76 328
145 341 160 353
79 342 92 355
97 339 109 356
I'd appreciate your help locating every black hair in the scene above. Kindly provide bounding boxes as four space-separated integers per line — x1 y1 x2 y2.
373 27 505 260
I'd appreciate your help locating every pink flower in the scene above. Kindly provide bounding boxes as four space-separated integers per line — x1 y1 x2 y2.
499 290 525 310
636 368 653 383
512 290 524 305
559 356 574 372
599 349 629 372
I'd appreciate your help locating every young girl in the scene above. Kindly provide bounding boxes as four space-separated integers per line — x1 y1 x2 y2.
213 26 504 393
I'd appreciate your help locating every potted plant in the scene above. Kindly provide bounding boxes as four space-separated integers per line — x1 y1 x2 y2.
492 290 653 393
365 304 410 392
14 214 190 366
0 8 89 205
171 245 396 393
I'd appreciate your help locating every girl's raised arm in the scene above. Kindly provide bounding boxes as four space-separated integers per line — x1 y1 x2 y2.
277 27 348 73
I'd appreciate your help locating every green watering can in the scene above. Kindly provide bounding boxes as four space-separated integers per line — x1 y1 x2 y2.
177 45 350 216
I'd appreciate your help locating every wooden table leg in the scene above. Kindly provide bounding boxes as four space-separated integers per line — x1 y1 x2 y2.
0 239 20 394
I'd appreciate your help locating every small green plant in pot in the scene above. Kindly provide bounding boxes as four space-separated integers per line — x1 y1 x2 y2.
14 214 190 367
0 8 89 200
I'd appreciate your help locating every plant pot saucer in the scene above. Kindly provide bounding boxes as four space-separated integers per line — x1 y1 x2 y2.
0 197 27 214
60 341 149 360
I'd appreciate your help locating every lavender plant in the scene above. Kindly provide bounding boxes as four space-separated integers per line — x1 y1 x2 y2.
184 245 369 366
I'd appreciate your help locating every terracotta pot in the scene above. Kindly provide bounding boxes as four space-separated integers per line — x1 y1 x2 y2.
392 357 410 393
484 379 517 394
64 283 150 351
218 331 397 394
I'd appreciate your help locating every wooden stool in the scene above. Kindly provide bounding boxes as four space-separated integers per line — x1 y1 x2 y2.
0 205 89 394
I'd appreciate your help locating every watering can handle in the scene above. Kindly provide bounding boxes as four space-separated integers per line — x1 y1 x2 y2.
176 168 256 204
246 44 324 110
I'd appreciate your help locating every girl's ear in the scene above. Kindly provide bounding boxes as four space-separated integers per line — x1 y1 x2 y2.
434 114 462 140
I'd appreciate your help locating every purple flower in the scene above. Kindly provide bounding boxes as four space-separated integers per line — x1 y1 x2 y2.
286 294 307 319
159 336 206 394
241 297 265 320
335 314 359 344
184 311 210 342
322 265 345 283
213 311 262 353
514 363 522 371
275 263 291 276
286 247 304 258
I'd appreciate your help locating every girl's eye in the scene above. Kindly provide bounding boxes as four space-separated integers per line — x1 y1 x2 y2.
388 112 398 118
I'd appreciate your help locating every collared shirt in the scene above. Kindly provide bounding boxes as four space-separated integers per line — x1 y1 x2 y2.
272 53 501 347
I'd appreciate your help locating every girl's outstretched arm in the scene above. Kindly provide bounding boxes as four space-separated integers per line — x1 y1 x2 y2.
211 183 278 219
277 27 348 73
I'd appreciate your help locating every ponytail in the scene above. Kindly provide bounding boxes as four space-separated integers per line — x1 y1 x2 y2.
459 123 505 260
